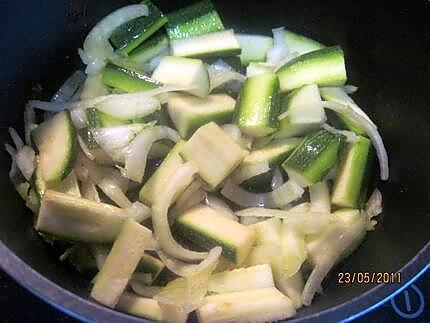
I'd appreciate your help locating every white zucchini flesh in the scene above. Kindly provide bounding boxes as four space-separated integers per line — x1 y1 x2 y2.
237 34 273 65
208 264 274 294
196 287 296 323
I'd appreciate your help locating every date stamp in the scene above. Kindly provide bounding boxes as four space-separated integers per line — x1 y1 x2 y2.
337 272 401 284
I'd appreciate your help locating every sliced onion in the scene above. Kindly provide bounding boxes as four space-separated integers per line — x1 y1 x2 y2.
323 101 389 180
77 135 96 161
156 246 222 277
98 178 132 208
154 247 221 313
79 4 149 75
221 179 304 208
125 126 180 183
96 96 160 120
152 162 207 261
207 59 246 91
175 181 205 214
231 162 270 184
322 123 358 143
273 52 300 71
93 123 154 163
80 179 101 202
8 127 24 150
267 27 289 66
24 104 37 145
204 194 237 221
15 146 36 181
51 71 86 103
221 124 253 150
124 201 151 223
364 188 383 231
309 181 331 214
79 73 109 100
343 84 359 94
302 217 366 306
271 168 284 190
89 245 110 270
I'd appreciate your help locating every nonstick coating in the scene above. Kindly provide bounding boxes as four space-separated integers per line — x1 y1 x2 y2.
0 1 429 322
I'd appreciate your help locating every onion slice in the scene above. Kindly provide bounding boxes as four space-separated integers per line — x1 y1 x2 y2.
152 162 207 261
15 146 36 181
51 71 86 103
79 4 149 75
323 101 389 180
207 59 246 91
125 126 180 183
267 27 289 66
322 123 358 143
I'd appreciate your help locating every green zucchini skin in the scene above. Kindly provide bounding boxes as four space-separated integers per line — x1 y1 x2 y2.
282 129 345 185
331 136 372 208
102 64 160 93
234 73 281 137
165 0 224 40
128 31 169 64
283 29 325 55
277 46 347 92
110 0 168 54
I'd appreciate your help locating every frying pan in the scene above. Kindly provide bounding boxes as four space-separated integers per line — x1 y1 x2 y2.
0 0 429 322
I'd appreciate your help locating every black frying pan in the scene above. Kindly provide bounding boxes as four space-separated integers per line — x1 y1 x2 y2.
0 1 429 322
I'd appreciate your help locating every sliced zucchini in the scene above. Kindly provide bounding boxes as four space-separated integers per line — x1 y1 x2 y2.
102 64 160 93
137 253 165 284
86 107 130 128
320 86 367 135
128 31 169 65
167 94 235 138
34 167 81 200
208 264 274 294
243 138 301 167
171 29 240 58
174 205 256 264
32 110 76 182
196 287 296 323
116 292 164 321
246 62 275 77
166 0 224 40
331 136 372 208
284 29 325 55
152 56 210 98
234 72 281 137
281 129 345 186
274 84 326 138
139 140 185 205
180 122 248 188
277 46 347 92
237 34 273 66
110 0 168 54
90 219 152 308
35 190 130 243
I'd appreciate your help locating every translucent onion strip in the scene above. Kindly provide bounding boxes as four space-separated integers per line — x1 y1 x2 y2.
207 59 246 91
78 4 149 75
323 101 389 180
221 179 304 208
152 162 207 261
267 27 289 66
51 71 86 103
125 126 180 183
322 123 358 143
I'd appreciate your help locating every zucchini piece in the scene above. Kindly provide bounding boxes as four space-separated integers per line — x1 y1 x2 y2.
196 287 296 323
171 29 241 58
34 167 81 200
243 138 301 167
246 62 275 77
180 122 248 188
284 29 325 55
166 0 224 40
208 264 274 294
91 219 152 308
110 0 168 54
102 64 160 93
237 34 273 66
139 140 185 205
167 94 235 138
138 253 165 284
35 190 130 243
320 86 367 135
331 136 372 208
277 46 347 92
274 84 326 138
152 56 210 98
234 73 281 137
116 292 164 321
128 31 169 65
174 205 256 265
282 130 345 186
32 110 76 182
